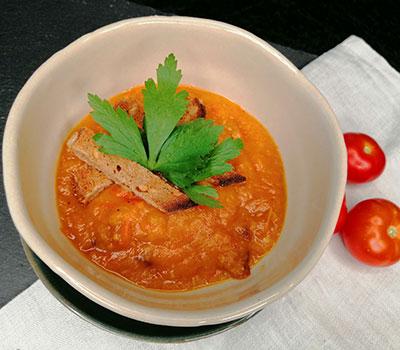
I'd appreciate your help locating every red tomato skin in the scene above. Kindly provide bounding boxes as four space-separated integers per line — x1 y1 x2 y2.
342 199 400 266
334 196 347 233
344 133 386 183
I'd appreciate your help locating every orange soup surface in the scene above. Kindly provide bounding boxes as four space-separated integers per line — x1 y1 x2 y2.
56 86 286 290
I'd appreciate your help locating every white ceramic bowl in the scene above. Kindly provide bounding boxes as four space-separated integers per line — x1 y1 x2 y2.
3 16 346 327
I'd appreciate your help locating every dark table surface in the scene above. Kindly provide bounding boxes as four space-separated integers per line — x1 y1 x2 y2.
136 0 400 72
0 0 318 307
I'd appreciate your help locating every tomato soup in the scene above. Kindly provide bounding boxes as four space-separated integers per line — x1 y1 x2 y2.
56 86 286 291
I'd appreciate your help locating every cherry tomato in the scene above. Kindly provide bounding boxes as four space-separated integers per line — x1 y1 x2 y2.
334 196 347 233
342 199 400 266
344 133 386 183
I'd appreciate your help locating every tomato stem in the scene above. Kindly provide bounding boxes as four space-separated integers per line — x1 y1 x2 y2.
387 226 398 238
363 144 372 155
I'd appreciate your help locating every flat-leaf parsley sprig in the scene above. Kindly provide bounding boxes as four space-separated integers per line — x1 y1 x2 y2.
88 53 243 208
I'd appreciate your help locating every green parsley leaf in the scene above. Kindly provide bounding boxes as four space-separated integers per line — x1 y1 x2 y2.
159 135 243 207
162 171 194 189
88 94 148 166
160 137 243 189
143 54 189 168
192 138 244 182
184 185 222 208
154 119 223 173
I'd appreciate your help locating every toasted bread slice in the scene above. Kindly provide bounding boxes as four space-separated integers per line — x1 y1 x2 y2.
67 128 195 213
70 163 112 204
179 97 206 124
114 95 144 128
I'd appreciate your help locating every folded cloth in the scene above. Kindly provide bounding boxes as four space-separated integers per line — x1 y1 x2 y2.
1 36 399 349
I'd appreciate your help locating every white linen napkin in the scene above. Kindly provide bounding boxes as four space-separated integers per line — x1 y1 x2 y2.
1 36 399 349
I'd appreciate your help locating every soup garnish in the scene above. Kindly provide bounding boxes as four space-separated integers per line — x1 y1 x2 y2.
83 54 243 210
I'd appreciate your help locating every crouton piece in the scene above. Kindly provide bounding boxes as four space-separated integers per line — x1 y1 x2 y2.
179 97 206 124
67 128 195 213
217 247 250 279
114 95 144 128
70 163 112 203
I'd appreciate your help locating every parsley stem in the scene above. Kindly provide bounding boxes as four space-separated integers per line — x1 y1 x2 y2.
147 158 156 170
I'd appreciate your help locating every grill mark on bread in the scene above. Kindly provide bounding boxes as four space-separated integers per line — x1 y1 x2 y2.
210 171 246 187
67 127 195 213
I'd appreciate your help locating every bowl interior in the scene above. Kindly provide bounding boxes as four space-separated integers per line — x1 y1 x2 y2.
4 17 345 326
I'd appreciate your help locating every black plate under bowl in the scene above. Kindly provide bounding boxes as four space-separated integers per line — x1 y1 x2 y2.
21 240 259 343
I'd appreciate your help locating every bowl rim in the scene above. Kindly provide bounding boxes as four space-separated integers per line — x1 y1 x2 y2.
2 15 347 327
